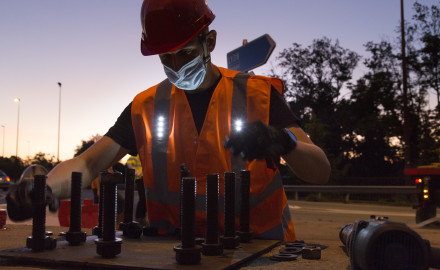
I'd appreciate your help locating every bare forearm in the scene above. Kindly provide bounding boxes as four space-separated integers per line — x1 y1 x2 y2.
47 157 94 200
282 141 330 184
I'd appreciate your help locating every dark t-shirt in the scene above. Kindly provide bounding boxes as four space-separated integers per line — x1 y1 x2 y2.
105 83 299 156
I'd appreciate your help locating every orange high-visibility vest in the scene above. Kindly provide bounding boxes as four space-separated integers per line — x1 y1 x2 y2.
131 67 295 241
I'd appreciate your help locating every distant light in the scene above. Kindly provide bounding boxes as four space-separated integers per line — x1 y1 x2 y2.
424 195 429 199
234 119 243 132
423 189 428 193
415 178 422 184
14 98 20 103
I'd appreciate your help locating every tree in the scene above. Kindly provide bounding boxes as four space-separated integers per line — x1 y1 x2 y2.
269 37 360 182
24 152 57 171
74 134 102 157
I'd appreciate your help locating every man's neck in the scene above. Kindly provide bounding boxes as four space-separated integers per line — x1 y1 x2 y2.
186 64 221 94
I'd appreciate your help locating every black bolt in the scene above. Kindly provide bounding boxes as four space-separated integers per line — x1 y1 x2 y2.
237 170 253 243
65 172 87 246
26 175 57 251
173 177 201 265
176 164 190 239
135 178 147 220
221 172 240 249
119 169 142 238
92 175 105 238
95 172 123 258
202 174 223 256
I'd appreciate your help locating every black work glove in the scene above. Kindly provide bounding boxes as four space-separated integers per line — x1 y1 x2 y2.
6 179 59 221
224 121 296 163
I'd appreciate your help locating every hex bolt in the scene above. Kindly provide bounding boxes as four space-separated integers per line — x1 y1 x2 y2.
173 177 201 265
64 172 87 245
119 169 142 238
92 175 105 238
202 174 223 256
95 172 123 258
175 164 190 238
221 172 240 249
237 170 253 243
26 175 57 251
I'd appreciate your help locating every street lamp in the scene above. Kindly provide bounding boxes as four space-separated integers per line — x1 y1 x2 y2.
14 98 20 157
57 82 62 162
1 125 4 157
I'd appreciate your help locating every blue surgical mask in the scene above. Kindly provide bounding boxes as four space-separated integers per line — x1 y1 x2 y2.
163 55 206 91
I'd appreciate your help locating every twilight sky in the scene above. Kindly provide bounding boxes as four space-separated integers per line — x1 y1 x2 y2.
0 0 437 161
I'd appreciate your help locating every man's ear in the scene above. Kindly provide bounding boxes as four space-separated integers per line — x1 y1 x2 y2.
206 30 217 53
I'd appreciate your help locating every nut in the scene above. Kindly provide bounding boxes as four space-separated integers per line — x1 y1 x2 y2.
26 236 57 251
302 247 321 260
201 242 223 256
95 238 122 258
121 221 142 239
65 231 87 246
173 245 201 265
220 235 240 249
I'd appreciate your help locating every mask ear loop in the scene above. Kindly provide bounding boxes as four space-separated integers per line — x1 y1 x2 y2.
198 32 211 68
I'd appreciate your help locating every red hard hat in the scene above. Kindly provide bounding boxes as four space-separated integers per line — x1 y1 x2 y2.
140 0 215 56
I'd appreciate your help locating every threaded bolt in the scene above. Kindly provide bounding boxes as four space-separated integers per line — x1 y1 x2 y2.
95 172 123 258
26 175 57 251
102 177 117 241
202 174 223 256
70 172 83 232
32 175 47 239
174 177 201 265
221 172 240 249
65 172 87 245
237 170 253 242
181 177 196 248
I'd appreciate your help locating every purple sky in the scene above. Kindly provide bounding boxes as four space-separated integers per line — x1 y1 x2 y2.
0 0 437 161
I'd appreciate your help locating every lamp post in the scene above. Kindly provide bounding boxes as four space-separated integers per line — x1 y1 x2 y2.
57 82 62 162
14 98 21 157
1 125 4 157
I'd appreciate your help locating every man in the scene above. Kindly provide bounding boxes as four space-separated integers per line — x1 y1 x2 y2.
7 0 330 241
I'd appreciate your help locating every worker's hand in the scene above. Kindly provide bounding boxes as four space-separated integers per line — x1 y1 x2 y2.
224 121 296 163
6 179 59 221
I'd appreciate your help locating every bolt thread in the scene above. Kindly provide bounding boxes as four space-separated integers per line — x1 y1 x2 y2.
123 169 135 223
69 172 83 232
181 177 196 248
32 175 47 239
239 170 250 232
97 178 104 229
103 181 117 241
205 174 219 244
224 172 236 237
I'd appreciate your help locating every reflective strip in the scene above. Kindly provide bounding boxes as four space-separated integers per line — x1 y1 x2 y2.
249 173 283 209
151 80 173 203
256 203 292 240
231 73 249 175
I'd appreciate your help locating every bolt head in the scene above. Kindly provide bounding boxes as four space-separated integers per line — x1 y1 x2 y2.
95 238 122 258
122 222 143 239
26 236 57 251
220 235 240 249
173 245 201 265
201 242 223 256
236 231 253 243
65 231 87 246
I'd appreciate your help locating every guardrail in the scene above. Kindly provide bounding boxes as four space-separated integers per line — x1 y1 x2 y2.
283 185 418 202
